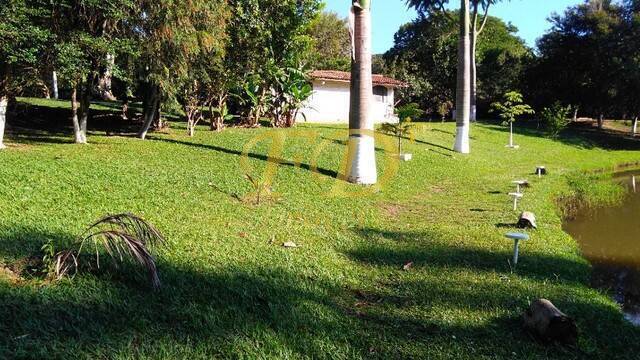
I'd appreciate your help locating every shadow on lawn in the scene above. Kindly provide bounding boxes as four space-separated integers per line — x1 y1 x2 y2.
1 226 640 358
150 137 341 179
483 122 640 151
7 101 143 145
349 228 590 285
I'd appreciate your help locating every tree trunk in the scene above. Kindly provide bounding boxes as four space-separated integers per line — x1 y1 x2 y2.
509 122 514 147
454 0 471 154
572 107 578 122
138 84 160 140
121 95 129 120
70 86 84 143
78 79 93 144
52 71 59 100
97 54 116 101
470 22 478 122
597 113 604 130
0 95 7 150
347 0 377 185
632 116 638 136
523 299 577 344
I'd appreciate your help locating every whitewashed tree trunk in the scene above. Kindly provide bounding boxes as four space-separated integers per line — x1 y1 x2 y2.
470 31 477 122
70 87 83 143
454 0 471 154
347 0 377 185
597 114 604 130
52 71 59 99
0 95 7 149
97 54 116 101
632 116 638 135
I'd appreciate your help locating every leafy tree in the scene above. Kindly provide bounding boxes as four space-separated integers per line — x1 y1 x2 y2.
50 0 138 144
226 0 320 127
0 0 50 149
528 0 625 129
385 12 529 119
490 91 534 147
135 0 229 139
306 11 351 71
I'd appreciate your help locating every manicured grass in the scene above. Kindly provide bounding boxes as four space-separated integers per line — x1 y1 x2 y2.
1 100 640 359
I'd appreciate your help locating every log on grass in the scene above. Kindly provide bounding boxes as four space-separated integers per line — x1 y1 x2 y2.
523 299 577 344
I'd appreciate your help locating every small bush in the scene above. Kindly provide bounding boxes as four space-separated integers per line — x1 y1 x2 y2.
541 102 572 137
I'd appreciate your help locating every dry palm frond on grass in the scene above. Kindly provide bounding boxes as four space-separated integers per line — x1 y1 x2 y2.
54 213 166 290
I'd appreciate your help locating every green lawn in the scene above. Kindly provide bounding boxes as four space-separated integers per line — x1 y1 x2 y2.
1 99 640 359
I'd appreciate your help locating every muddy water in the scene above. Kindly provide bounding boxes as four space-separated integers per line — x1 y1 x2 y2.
563 169 640 325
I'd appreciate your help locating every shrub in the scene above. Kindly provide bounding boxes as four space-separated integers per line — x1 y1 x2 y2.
541 102 572 138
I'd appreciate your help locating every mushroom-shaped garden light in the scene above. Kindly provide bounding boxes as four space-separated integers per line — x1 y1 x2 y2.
509 192 523 211
505 232 530 266
512 180 529 193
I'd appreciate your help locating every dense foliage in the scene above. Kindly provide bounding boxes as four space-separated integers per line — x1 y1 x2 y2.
384 11 531 118
526 0 640 122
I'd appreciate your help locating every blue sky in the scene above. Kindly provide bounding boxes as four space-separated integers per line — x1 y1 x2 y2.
321 0 583 53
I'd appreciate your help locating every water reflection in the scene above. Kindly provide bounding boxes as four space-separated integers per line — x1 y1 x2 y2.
563 169 640 325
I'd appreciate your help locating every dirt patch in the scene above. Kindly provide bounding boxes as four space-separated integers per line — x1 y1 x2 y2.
0 266 22 284
379 203 405 218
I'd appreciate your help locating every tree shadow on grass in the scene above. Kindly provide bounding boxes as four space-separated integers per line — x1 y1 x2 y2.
1 226 640 358
350 228 590 285
484 123 640 151
7 101 143 145
149 137 341 179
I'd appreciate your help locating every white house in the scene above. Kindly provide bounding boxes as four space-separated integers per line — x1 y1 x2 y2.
299 70 408 124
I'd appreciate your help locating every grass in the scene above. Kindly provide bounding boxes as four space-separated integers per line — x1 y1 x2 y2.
1 98 640 359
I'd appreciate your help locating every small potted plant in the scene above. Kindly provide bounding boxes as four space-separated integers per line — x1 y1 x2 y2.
381 103 424 161
490 91 534 149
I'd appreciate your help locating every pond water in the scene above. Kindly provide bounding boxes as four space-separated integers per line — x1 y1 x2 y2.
563 169 640 325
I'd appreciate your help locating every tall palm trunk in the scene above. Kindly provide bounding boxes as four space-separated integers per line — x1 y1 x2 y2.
454 0 471 154
347 0 377 184
470 1 490 122
0 95 7 150
470 30 477 122
1 65 10 149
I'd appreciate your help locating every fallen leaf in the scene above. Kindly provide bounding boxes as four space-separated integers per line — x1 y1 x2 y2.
283 241 298 248
238 232 248 238
402 262 414 271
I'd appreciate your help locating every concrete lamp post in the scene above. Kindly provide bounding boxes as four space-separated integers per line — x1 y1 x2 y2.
509 192 523 211
512 180 528 193
505 232 530 266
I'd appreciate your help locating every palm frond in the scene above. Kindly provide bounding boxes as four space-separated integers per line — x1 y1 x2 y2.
54 213 165 290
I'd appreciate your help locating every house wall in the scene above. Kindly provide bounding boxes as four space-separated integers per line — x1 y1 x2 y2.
298 80 397 124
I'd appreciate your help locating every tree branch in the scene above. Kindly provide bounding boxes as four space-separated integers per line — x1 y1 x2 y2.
477 1 491 36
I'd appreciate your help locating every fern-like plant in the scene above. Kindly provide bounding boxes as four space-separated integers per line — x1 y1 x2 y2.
54 213 166 290
380 103 424 155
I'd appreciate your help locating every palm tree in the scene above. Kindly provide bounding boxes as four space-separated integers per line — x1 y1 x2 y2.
406 0 471 153
470 0 492 121
347 0 377 184
454 0 471 153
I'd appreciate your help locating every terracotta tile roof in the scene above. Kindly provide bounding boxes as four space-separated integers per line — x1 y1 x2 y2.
309 70 408 88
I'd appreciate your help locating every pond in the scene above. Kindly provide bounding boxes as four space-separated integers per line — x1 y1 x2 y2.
563 169 640 325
